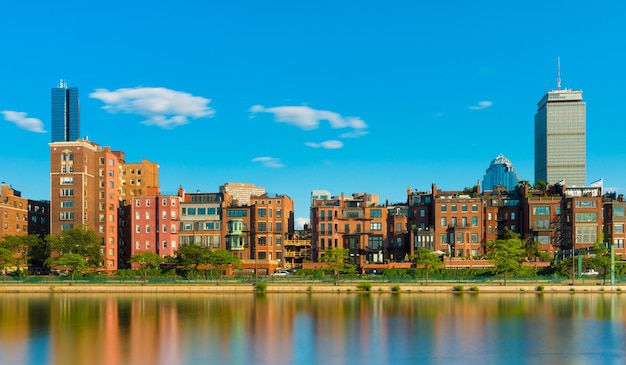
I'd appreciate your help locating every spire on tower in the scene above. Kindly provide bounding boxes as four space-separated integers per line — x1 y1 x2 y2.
557 57 561 91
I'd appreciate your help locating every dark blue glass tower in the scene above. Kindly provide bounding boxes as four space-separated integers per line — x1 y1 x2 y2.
51 80 80 142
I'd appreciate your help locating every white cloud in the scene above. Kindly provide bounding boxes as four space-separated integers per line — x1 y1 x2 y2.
252 156 284 168
249 104 368 134
305 140 344 149
294 217 309 230
339 130 369 138
2 111 46 133
90 87 215 128
468 101 493 110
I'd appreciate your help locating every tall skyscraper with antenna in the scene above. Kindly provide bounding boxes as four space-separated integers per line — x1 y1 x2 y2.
534 59 586 186
51 79 80 142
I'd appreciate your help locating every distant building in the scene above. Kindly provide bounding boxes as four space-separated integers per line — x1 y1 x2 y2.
482 154 519 192
311 190 331 206
219 182 265 206
534 77 586 186
51 80 80 143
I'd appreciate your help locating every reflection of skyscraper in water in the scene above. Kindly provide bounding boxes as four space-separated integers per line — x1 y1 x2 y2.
51 79 80 142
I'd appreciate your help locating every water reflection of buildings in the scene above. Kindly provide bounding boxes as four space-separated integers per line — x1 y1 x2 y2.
1 294 626 364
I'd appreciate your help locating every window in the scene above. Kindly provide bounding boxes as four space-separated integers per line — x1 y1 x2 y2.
197 208 206 215
370 209 382 218
146 200 151 207
471 233 478 243
396 222 402 232
136 200 141 207
258 236 267 246
276 236 281 246
488 226 493 234
614 239 624 248
451 217 457 227
276 209 282 218
420 209 425 217
162 198 167 206
146 211 151 219
614 207 625 217
60 177 74 185
472 204 478 212
276 222 282 232
370 222 382 231
162 224 167 233
471 216 478 227
258 222 267 231
136 225 141 233
440 234 447 244
575 213 597 222
537 236 549 245
461 204 467 212
258 251 267 260
575 226 597 244
213 235 220 247
146 225 151 233
576 200 597 208
451 205 457 212
614 224 624 234
488 212 492 220
441 204 447 212
457 233 464 243
461 217 467 227
441 217 447 226
227 210 247 217
533 206 550 215
61 201 74 208
60 212 74 220
511 212 516 220
60 189 74 197
171 224 176 233
258 208 267 218
368 236 383 249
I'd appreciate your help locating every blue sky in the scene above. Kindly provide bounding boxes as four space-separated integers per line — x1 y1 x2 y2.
2 1 626 228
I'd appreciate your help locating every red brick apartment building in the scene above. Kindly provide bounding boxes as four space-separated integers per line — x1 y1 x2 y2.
119 187 180 268
50 138 158 270
603 194 626 257
311 193 388 269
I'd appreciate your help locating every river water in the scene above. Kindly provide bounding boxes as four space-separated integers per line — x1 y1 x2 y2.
0 292 624 365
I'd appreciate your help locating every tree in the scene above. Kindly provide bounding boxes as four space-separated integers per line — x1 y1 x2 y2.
1 234 46 274
322 248 355 285
0 247 16 274
56 253 88 281
206 249 240 282
411 247 442 285
46 226 103 268
175 245 209 277
129 252 164 284
487 237 525 285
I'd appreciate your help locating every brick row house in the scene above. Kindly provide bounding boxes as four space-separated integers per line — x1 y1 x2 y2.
310 181 622 272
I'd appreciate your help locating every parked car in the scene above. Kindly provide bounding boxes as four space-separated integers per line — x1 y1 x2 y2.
581 269 599 276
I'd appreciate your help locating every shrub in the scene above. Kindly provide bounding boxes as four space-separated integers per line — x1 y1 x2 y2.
391 285 401 293
254 282 267 292
357 282 372 292
536 286 544 292
452 285 464 292
469 286 479 292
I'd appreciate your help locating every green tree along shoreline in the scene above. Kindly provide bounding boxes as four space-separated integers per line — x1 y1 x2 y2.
2 228 626 283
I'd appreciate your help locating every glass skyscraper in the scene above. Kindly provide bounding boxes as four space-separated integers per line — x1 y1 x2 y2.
534 89 586 186
482 154 519 192
51 80 80 142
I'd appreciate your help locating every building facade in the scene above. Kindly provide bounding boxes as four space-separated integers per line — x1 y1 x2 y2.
51 80 80 143
0 184 29 240
534 88 586 186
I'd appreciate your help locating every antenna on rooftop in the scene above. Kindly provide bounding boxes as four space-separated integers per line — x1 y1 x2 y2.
557 57 561 91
